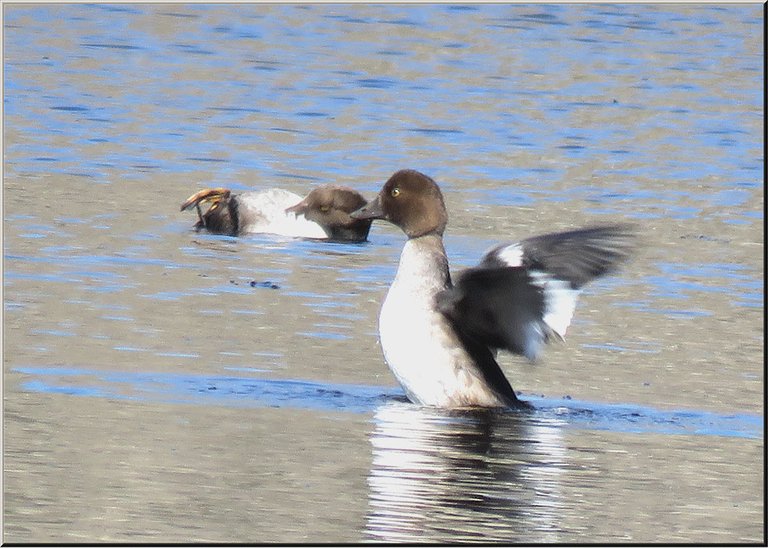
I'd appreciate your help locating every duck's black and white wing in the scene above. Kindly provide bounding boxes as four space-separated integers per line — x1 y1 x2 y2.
436 224 635 362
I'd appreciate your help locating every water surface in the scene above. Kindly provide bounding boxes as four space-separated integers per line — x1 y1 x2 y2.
3 4 763 544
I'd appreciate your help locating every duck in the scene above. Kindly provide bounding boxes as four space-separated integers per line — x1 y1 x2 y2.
180 185 372 242
351 169 635 409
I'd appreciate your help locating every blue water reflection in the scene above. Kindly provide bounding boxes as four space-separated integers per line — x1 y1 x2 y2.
13 366 762 440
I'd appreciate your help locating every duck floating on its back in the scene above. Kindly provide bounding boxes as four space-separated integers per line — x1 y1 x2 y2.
181 186 372 242
351 169 636 409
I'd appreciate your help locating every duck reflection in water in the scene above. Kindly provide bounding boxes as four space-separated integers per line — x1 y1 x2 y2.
366 401 568 543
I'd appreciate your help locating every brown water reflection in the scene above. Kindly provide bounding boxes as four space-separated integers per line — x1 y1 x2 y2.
365 402 762 544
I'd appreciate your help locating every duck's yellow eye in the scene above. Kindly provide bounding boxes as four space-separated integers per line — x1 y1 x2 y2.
320 205 330 212
391 187 400 198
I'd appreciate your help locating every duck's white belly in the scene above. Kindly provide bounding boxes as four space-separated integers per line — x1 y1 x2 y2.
379 286 457 405
377 238 508 408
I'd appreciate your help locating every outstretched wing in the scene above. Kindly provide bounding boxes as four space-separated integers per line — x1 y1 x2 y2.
437 224 636 362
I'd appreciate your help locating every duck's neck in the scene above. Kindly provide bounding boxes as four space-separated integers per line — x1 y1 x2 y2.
322 219 371 243
392 234 451 294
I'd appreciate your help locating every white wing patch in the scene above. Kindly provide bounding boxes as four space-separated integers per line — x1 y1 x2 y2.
529 270 581 340
495 243 524 267
521 322 546 362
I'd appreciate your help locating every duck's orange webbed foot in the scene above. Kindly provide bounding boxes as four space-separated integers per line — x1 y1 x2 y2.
180 188 231 228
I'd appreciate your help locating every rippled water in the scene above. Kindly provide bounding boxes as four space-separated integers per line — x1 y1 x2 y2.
3 3 764 544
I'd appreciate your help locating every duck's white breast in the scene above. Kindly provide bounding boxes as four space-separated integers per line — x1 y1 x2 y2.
378 237 508 407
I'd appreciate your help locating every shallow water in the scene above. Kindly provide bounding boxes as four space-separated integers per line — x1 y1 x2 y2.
2 3 764 544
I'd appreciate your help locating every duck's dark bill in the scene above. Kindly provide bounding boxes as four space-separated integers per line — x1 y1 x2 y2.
351 195 386 220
